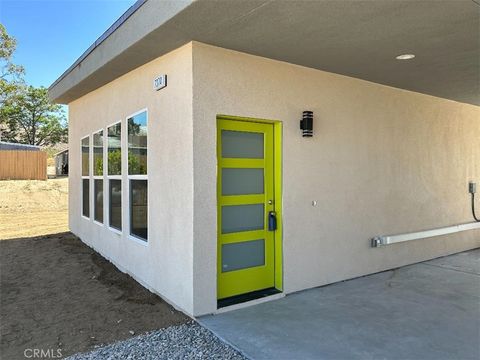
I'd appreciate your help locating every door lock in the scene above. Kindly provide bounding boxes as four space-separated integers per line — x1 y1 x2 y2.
268 211 277 231
268 199 274 205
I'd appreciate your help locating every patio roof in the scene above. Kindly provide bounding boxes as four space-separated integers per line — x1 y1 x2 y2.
49 0 479 106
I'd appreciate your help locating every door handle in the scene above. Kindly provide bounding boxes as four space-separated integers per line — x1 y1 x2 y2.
268 211 277 231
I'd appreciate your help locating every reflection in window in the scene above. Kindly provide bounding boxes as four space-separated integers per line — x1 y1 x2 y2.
128 112 147 175
130 180 147 240
82 179 89 217
108 123 121 175
109 180 122 230
93 130 104 176
82 137 89 176
82 136 90 219
94 179 103 223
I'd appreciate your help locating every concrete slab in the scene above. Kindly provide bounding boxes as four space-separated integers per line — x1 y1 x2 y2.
424 250 480 275
200 249 480 360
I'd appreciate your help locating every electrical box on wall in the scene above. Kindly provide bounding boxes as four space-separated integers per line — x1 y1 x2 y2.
469 182 476 194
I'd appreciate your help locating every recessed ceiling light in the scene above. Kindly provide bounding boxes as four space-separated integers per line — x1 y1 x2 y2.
396 54 415 60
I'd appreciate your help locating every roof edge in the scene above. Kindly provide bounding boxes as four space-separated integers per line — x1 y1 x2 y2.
48 0 147 91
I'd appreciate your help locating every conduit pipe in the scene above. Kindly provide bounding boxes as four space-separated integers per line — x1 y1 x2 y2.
371 222 480 247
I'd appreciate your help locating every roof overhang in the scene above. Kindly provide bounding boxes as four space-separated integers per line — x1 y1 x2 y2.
49 0 480 106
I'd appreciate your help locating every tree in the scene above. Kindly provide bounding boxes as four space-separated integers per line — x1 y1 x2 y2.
108 149 121 174
4 86 67 146
0 23 24 81
0 24 66 146
0 23 25 141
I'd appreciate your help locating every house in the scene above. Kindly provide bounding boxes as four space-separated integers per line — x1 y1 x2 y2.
48 0 480 317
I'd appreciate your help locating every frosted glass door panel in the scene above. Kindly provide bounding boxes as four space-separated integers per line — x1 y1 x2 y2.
221 130 264 159
222 168 264 195
222 204 264 234
222 239 265 272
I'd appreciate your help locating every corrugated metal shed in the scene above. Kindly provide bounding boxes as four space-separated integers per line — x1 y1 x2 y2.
0 142 41 151
55 149 69 176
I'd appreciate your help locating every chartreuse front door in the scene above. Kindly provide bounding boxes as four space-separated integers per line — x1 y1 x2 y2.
217 116 282 301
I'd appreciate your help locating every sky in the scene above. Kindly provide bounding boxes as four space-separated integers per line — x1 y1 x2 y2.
0 0 136 88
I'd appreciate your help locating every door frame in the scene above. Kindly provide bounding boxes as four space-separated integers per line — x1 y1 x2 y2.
216 114 283 296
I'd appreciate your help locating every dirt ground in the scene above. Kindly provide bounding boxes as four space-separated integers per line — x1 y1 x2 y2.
0 232 189 359
0 178 69 239
0 178 189 358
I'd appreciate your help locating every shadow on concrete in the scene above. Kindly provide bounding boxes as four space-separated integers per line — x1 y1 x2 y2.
200 249 480 360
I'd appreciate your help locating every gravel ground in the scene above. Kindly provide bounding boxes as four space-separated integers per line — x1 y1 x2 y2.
67 322 247 360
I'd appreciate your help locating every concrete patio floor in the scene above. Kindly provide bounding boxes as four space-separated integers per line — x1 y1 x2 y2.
200 249 480 360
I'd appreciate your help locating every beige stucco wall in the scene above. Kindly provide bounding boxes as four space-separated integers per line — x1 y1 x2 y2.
69 43 194 315
68 40 479 317
191 42 480 315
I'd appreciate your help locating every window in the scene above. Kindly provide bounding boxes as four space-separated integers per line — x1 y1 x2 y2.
128 111 147 175
130 179 147 240
94 179 104 223
107 122 122 231
128 110 148 241
109 180 122 230
82 179 90 218
81 136 90 218
108 122 121 175
82 136 90 176
93 130 104 176
93 130 104 223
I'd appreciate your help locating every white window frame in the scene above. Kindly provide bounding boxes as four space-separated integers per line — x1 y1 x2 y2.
106 120 123 235
81 135 91 220
126 108 149 245
92 128 105 226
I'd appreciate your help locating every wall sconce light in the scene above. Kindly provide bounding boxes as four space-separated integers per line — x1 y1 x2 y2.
300 111 313 137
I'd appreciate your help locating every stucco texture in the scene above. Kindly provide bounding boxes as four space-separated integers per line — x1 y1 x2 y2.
68 43 194 315
191 42 480 315
67 41 479 317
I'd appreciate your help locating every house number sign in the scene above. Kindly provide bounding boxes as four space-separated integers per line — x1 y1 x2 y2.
153 75 167 91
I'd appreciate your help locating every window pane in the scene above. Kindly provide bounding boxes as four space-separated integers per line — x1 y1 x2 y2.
108 123 122 175
93 131 104 176
82 179 89 217
109 180 122 230
222 239 265 272
81 137 89 176
130 180 147 240
222 204 264 234
94 179 103 223
128 112 147 175
222 130 264 159
222 168 264 195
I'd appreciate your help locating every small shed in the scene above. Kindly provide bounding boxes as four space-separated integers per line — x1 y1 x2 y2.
0 142 47 180
55 149 69 176
0 142 40 151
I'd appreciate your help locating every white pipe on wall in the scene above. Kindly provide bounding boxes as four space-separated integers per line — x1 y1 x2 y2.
372 222 480 247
